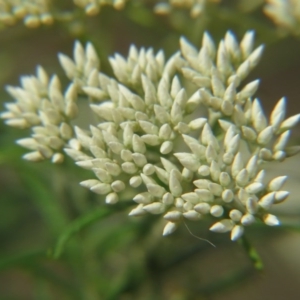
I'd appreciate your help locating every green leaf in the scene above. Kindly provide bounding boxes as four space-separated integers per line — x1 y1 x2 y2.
52 206 112 259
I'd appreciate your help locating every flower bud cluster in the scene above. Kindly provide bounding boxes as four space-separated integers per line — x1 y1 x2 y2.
0 0 54 27
154 0 220 18
264 0 300 35
1 41 100 164
74 0 127 16
2 31 299 241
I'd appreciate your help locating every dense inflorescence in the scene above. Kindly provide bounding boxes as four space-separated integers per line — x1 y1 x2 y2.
264 0 300 35
2 31 300 241
154 0 221 17
0 0 128 27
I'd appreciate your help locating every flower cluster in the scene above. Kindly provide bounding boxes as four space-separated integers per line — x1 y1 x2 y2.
0 0 54 27
74 0 127 16
2 31 300 241
0 0 128 27
1 42 100 163
264 0 300 35
154 0 220 18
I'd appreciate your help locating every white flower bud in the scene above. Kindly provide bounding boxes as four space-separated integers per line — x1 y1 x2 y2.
270 97 286 130
106 193 119 204
198 165 210 176
210 205 224 217
280 114 300 131
163 222 178 236
144 202 165 214
194 203 210 214
208 183 223 196
264 214 280 226
130 175 142 188
175 197 184 208
210 219 233 233
121 149 132 162
241 214 255 226
241 126 257 141
111 180 125 192
105 162 121 176
274 191 289 204
132 153 147 167
132 134 146 154
164 211 182 222
231 225 244 241
129 204 147 216
257 126 273 145
229 209 243 222
258 192 275 210
147 184 165 198
222 190 234 205
183 210 201 221
143 164 155 176
91 183 111 195
162 192 174 205
268 176 288 191
122 162 138 174
246 197 258 214
188 118 207 130
223 152 234 165
169 169 183 197
181 192 199 204
174 153 200 172
160 141 173 154
245 182 264 194
236 169 249 187
219 172 231 187
231 152 243 178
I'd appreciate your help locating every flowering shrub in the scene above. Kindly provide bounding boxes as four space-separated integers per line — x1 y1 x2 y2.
2 31 299 242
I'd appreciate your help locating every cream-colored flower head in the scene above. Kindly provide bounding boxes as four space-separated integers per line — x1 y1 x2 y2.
264 0 300 35
0 0 54 27
154 0 221 18
2 31 299 241
73 0 127 16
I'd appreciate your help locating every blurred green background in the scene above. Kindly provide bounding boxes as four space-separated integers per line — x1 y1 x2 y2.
1 1 300 299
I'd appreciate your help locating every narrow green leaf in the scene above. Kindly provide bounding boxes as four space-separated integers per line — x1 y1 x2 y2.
52 206 112 259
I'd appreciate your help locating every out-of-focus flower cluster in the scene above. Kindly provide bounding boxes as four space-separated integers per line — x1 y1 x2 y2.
2 31 300 241
154 0 221 18
73 0 127 16
0 0 54 27
0 0 128 28
264 0 300 35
